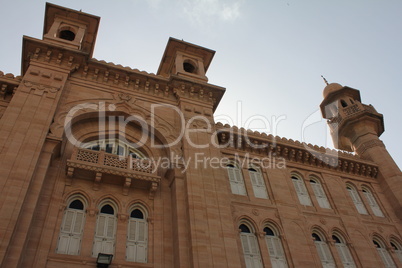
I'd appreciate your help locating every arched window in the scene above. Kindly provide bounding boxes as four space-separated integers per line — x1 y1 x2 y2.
264 226 288 268
346 185 367 215
362 187 384 217
239 223 263 268
373 238 396 268
291 175 312 206
390 239 402 264
227 162 246 195
312 232 335 268
92 203 117 257
85 139 145 158
126 206 148 263
309 177 331 209
341 99 348 107
57 198 86 255
59 29 75 41
248 167 268 199
332 234 356 268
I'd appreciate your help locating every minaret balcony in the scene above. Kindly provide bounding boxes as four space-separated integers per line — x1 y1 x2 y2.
329 103 383 133
66 147 160 198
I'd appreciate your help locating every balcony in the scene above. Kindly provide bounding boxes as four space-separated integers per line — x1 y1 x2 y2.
66 148 160 198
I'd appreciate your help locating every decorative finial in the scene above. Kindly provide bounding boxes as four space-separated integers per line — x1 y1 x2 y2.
321 75 329 85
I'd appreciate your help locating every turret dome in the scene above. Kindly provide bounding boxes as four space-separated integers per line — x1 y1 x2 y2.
323 83 343 98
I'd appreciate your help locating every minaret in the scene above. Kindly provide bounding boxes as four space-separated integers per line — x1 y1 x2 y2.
320 82 402 219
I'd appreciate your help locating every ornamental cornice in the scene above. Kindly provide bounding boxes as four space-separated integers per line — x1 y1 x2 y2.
215 122 378 178
0 71 21 100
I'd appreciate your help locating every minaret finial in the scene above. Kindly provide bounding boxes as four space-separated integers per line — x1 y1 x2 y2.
321 75 329 85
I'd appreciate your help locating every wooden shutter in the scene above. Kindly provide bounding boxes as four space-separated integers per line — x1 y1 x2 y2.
315 241 335 268
377 248 396 268
228 166 246 195
347 188 367 214
266 236 288 268
126 218 148 263
311 182 331 209
250 170 268 199
363 190 384 217
93 214 116 257
240 233 263 268
292 179 311 206
335 243 356 268
57 209 85 255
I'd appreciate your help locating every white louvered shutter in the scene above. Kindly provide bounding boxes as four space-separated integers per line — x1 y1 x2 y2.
363 190 384 217
311 182 331 209
265 236 288 268
126 218 148 263
335 243 356 268
228 166 246 195
93 214 116 257
240 233 263 268
347 188 368 214
315 241 335 268
377 248 397 268
57 209 85 255
292 179 311 206
250 170 268 199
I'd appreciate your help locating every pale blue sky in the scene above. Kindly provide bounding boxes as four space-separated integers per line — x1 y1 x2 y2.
1 0 401 167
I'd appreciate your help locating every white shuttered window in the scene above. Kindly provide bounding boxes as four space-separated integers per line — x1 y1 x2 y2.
312 233 335 268
126 208 148 263
92 204 117 257
227 164 247 196
249 168 268 199
310 179 331 209
239 224 263 268
362 188 384 217
57 199 86 255
390 241 402 264
332 235 356 268
346 186 368 215
291 176 312 206
374 240 396 268
264 227 288 268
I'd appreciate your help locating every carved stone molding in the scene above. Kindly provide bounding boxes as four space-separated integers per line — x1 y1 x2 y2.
21 80 61 99
356 139 385 155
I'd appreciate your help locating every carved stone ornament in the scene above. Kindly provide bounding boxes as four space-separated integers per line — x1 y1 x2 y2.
21 80 61 99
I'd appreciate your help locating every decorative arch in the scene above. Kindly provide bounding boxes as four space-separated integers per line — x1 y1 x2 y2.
262 220 289 268
238 218 263 268
331 229 357 268
247 163 268 199
126 202 149 263
390 236 402 264
345 183 367 215
311 227 336 267
56 193 88 255
361 185 384 217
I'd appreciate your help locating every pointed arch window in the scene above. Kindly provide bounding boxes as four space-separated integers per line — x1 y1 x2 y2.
362 187 384 217
227 163 247 195
332 234 356 268
92 203 117 257
310 178 331 209
239 223 263 268
57 198 86 255
126 207 148 263
264 226 288 268
390 240 402 264
373 239 396 268
291 175 312 206
312 232 335 268
346 185 367 215
248 167 268 199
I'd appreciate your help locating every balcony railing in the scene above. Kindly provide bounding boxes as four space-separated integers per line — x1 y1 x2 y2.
66 147 159 198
